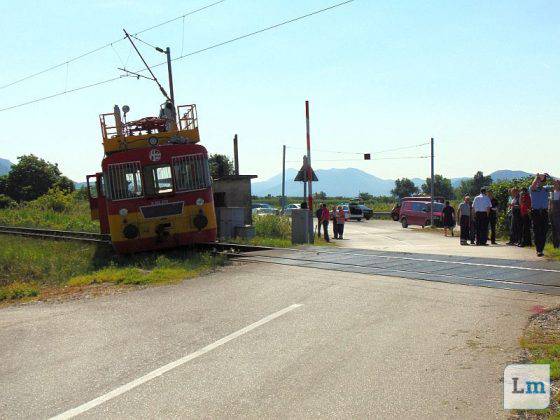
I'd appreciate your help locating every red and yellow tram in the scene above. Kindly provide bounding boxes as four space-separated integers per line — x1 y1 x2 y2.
86 102 217 253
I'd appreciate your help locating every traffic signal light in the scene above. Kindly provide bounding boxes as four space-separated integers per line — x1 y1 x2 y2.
364 153 371 160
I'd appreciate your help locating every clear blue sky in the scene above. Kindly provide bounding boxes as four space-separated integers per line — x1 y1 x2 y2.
1 0 559 183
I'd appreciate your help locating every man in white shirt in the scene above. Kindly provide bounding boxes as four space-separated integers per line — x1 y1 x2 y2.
472 188 492 245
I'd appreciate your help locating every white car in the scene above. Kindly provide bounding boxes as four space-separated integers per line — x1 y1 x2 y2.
283 203 301 216
338 203 364 221
252 203 279 215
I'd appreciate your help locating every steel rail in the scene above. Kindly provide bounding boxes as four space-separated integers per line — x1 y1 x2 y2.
0 227 270 252
0 226 111 243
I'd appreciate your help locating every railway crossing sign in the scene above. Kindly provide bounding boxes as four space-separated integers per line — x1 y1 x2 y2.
294 164 318 182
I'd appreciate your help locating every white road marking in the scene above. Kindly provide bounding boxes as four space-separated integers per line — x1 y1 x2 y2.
50 304 302 420
270 248 560 274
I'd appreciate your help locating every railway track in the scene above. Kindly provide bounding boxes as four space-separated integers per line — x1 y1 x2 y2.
0 226 111 243
0 225 269 253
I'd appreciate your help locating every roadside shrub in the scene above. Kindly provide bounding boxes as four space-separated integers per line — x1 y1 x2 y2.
254 215 291 239
32 188 73 212
0 282 39 301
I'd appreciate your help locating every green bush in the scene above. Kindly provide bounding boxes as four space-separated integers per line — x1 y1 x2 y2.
0 194 16 209
31 188 73 212
0 190 99 232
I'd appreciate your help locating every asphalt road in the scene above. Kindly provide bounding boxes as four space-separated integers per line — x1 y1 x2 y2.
1 263 558 419
338 219 541 260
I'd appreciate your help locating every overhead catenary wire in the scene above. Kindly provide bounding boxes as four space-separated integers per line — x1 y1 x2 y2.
0 0 227 91
286 156 430 163
285 141 429 156
0 0 354 113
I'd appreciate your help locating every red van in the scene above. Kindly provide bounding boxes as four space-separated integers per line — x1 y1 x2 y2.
399 200 444 228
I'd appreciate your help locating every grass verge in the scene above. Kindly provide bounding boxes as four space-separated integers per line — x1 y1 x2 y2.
231 235 333 248
0 236 226 303
545 244 560 261
515 307 560 418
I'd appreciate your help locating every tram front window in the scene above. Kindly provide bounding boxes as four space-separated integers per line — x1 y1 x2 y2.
144 164 174 196
106 162 143 200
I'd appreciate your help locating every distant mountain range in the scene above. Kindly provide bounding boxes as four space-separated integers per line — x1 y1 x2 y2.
0 158 12 176
252 168 535 197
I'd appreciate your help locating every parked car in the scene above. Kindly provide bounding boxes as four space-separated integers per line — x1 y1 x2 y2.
283 203 300 216
339 203 364 221
252 203 279 215
399 201 444 228
357 204 373 220
390 203 401 221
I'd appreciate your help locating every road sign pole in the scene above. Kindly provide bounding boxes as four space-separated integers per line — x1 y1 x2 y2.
305 101 313 244
430 137 435 227
281 145 286 211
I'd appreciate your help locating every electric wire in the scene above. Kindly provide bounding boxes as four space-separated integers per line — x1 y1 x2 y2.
286 141 429 157
286 156 429 163
0 0 227 91
0 0 354 113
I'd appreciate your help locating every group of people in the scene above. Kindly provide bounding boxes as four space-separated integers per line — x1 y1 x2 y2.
316 204 346 242
442 174 560 257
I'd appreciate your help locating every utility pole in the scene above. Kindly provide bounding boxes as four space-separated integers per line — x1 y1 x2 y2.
233 134 239 175
281 145 286 211
430 137 435 227
305 101 313 212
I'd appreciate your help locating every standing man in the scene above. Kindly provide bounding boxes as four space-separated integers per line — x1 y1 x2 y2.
551 179 560 248
442 200 456 237
487 190 499 244
316 204 323 238
519 187 532 247
530 174 551 257
458 196 471 245
320 203 330 243
472 188 492 245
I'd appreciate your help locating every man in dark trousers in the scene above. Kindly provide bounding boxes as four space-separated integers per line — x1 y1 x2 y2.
457 195 471 245
507 188 522 245
487 190 499 244
472 188 492 245
316 204 323 238
320 203 330 242
530 174 552 257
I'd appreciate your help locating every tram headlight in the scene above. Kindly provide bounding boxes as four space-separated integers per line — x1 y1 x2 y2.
195 198 205 206
119 208 128 217
123 224 139 239
193 210 208 231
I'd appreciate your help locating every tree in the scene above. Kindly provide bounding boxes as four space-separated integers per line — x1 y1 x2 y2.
457 171 493 198
314 191 327 200
0 175 7 195
208 154 234 179
391 178 419 199
421 175 454 199
55 175 75 193
5 155 71 202
358 192 373 201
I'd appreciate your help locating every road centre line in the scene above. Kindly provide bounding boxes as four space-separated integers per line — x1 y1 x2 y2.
49 304 302 420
